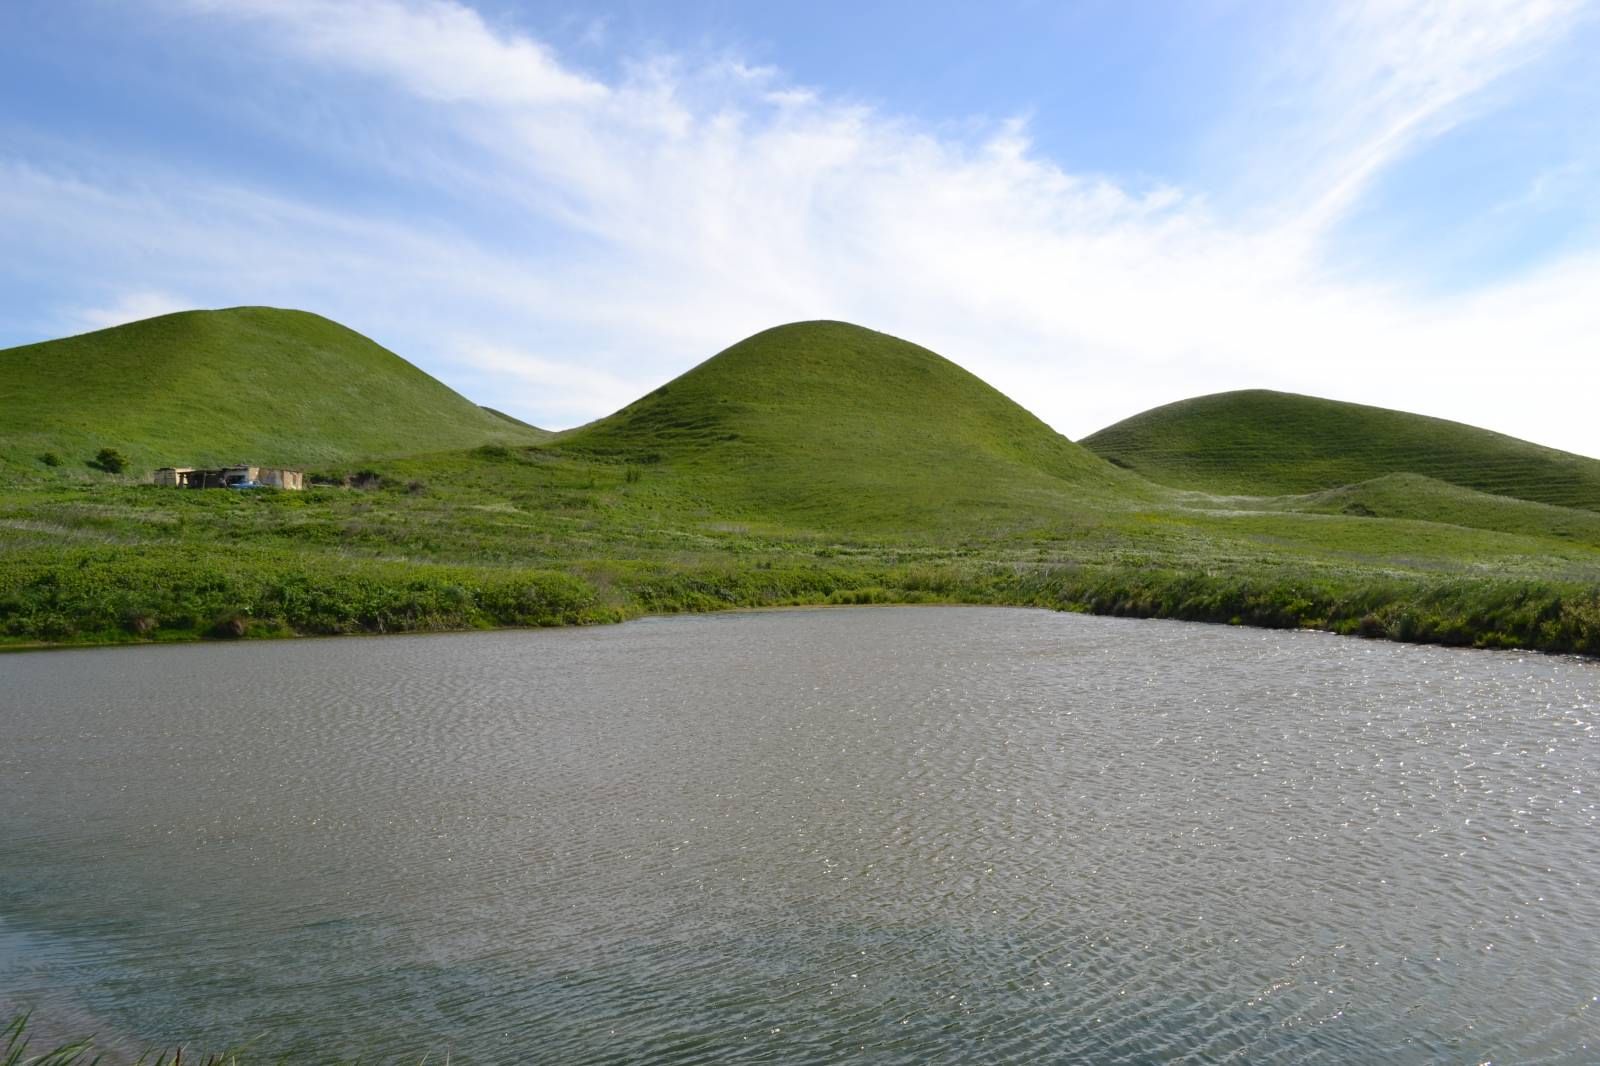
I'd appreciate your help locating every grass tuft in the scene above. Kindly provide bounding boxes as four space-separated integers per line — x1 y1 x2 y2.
3 1013 440 1066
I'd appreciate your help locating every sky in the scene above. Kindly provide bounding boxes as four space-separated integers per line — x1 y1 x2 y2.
2 0 1598 453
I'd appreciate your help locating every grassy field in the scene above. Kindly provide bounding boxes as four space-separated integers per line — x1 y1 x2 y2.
3 313 1598 656
1082 388 1600 510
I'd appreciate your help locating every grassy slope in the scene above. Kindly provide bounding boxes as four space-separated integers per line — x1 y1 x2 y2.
1240 473 1600 544
1082 389 1600 511
0 307 546 477
553 320 1144 532
2 317 1598 655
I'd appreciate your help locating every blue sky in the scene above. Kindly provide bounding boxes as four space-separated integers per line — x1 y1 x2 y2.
3 0 1598 453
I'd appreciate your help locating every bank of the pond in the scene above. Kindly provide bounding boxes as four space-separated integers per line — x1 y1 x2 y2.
3 553 1597 658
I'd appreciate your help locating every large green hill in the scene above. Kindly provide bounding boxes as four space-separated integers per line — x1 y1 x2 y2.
0 307 545 476
3 312 1599 656
552 320 1141 530
1082 389 1600 512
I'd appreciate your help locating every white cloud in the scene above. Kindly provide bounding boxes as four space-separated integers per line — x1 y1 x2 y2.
13 0 1598 457
450 344 642 421
72 290 193 332
182 0 605 105
1217 0 1587 233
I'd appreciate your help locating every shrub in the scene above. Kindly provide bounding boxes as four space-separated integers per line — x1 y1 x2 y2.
123 610 159 636
92 447 129 473
38 451 62 467
828 586 892 605
1355 613 1387 639
210 612 250 639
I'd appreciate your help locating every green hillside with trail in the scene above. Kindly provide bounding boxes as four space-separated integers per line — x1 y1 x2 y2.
0 307 546 476
1082 389 1600 511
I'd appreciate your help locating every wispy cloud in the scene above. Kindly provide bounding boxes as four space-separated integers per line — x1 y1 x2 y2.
73 290 193 332
182 0 605 105
9 0 1597 455
449 344 642 421
1245 0 1589 234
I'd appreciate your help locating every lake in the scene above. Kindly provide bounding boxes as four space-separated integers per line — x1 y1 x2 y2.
1 607 1596 1063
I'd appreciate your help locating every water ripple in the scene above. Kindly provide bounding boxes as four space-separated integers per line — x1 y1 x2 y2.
1 608 1596 1063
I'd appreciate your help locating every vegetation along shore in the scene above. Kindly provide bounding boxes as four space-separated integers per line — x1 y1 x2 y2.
2 1012 397 1066
3 308 1598 657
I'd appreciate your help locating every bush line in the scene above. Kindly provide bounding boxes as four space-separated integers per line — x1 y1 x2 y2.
2 549 1596 657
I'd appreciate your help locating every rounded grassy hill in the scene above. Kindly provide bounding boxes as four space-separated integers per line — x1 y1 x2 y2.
0 306 545 476
552 320 1140 529
3 314 1599 656
1082 389 1600 511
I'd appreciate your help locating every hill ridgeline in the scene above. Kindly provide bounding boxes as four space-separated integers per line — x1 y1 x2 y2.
1083 389 1600 512
0 306 546 474
554 320 1140 525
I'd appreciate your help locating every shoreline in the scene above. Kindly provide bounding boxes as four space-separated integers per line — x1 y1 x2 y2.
5 567 1597 661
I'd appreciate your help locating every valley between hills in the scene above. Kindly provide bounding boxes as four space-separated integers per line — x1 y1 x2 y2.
3 307 1598 655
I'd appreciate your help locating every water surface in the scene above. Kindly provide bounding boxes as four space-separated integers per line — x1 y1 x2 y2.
2 608 1596 1063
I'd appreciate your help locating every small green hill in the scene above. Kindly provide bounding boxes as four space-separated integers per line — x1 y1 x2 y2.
5 317 1600 656
553 320 1138 529
0 307 545 476
1083 389 1600 511
1256 473 1600 544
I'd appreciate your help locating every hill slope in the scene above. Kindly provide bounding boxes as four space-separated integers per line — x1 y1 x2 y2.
1250 473 1600 545
551 320 1140 530
1083 389 1600 512
4 318 1600 656
0 307 546 475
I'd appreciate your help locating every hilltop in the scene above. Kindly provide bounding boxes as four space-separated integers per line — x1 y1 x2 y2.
1082 389 1600 511
552 320 1140 530
1 311 1597 657
0 307 545 476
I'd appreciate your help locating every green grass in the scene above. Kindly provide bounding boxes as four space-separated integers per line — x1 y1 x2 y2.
3 317 1599 657
553 320 1146 531
1082 388 1600 511
3 1012 425 1065
0 307 546 479
1246 473 1600 542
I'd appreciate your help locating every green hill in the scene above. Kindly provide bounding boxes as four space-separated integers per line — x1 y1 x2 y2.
3 316 1600 656
1252 473 1600 544
0 306 546 476
551 320 1140 530
1083 389 1600 511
